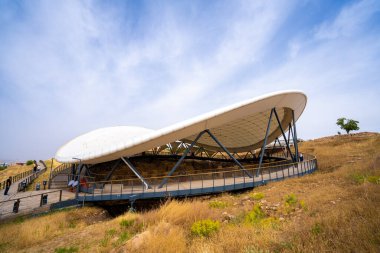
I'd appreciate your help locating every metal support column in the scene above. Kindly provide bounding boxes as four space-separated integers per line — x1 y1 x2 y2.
104 160 121 181
258 108 274 176
121 157 151 190
287 123 292 157
276 137 288 158
73 160 83 199
273 108 295 162
158 130 206 188
271 138 279 154
205 129 252 178
292 110 299 162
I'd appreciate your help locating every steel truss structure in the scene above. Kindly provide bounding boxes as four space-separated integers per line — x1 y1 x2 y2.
68 107 301 200
98 107 299 190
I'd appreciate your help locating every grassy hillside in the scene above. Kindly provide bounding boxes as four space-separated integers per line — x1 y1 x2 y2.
0 133 379 253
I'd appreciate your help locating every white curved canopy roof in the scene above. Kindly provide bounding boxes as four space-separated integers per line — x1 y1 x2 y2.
56 90 307 164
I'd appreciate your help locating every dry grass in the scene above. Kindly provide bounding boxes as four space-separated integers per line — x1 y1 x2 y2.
0 207 110 252
142 199 219 227
43 159 61 170
0 132 379 253
125 221 187 253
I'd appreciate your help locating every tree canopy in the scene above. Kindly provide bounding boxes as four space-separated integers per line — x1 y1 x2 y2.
336 117 360 134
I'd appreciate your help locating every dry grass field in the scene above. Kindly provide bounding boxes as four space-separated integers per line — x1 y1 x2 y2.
0 132 379 253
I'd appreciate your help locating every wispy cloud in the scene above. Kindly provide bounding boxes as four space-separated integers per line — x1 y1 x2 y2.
315 0 380 40
228 0 380 138
0 0 379 161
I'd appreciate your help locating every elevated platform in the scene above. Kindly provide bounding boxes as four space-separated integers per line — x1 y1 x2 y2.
0 189 75 220
77 155 317 202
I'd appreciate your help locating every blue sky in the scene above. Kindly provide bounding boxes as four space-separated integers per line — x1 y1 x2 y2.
0 0 379 162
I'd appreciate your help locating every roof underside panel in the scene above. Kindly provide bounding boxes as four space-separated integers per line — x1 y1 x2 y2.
55 90 307 164
183 108 289 152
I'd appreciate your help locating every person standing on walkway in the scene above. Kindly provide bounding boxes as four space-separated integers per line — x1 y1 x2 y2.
299 153 304 162
4 176 12 195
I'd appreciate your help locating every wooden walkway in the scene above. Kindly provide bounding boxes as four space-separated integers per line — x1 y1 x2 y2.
0 157 317 219
78 159 317 202
0 168 75 220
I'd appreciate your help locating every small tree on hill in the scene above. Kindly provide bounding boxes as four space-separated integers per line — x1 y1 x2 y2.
26 160 34 165
336 117 359 134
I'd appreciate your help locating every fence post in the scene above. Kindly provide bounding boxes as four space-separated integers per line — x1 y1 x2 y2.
201 174 203 192
243 170 246 187
93 183 95 200
282 165 285 179
252 168 255 187
296 161 300 176
223 172 225 191
110 181 113 200
269 167 272 181
212 172 215 191
59 190 62 202
233 172 235 190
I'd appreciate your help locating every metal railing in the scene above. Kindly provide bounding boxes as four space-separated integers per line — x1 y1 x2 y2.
50 163 72 178
77 155 317 202
48 163 73 189
50 154 293 188
0 169 34 190
16 167 48 192
0 190 65 219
